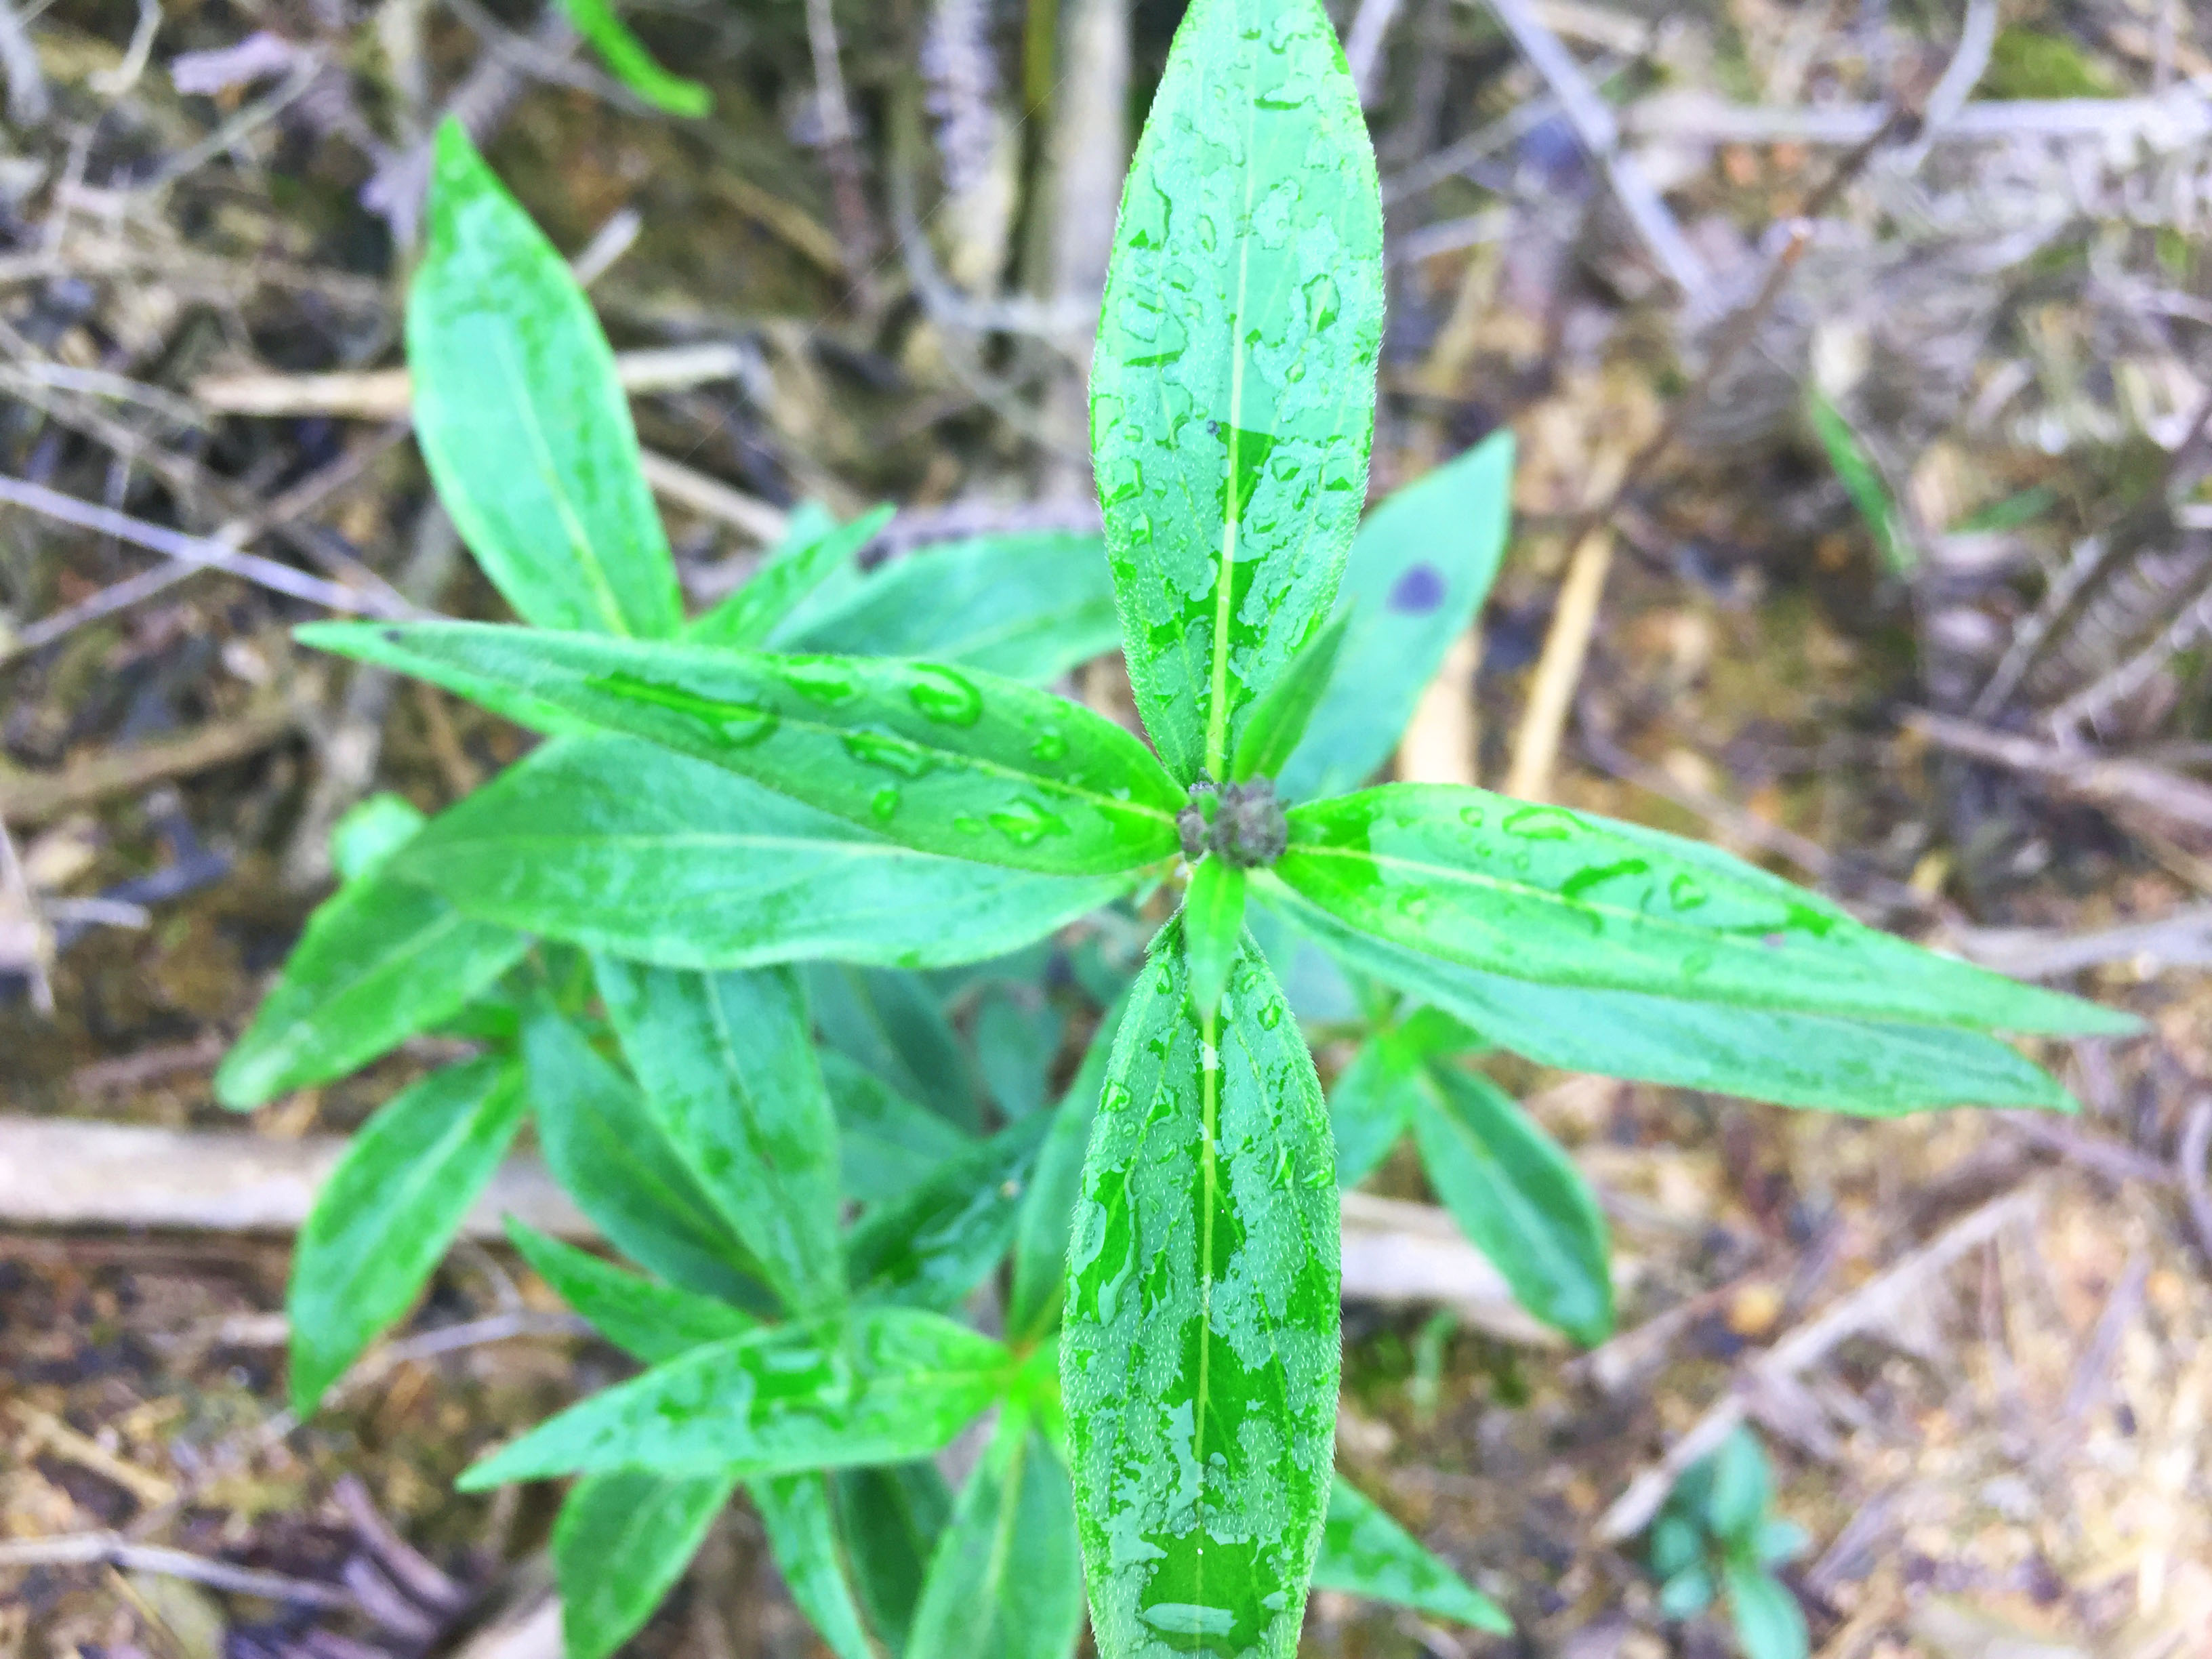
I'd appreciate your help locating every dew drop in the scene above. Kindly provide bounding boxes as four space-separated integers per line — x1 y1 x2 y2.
869 786 900 821
843 729 935 779
1668 872 1708 910
1255 1002 1282 1030
907 665 984 727
1031 728 1069 763
780 659 860 706
1503 804 1578 840
988 797 1071 847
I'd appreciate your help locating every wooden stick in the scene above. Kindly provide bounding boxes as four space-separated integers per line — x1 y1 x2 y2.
0 697 302 829
192 343 754 419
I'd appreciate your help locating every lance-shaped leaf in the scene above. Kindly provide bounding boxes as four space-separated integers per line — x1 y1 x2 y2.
907 1412 1086 1659
833 1462 952 1654
506 1219 756 1363
825 1051 976 1206
793 531 1122 681
1724 1561 1811 1659
522 1002 760 1305
1277 785 2133 1035
1063 925 1339 1659
1008 998 1122 1340
216 874 528 1109
409 123 680 640
974 985 1066 1120
1256 880 2080 1115
287 1059 526 1413
1089 0 1385 782
1412 1065 1612 1345
845 1113 1052 1311
1181 858 1248 1020
298 623 1185 877
1231 612 1350 785
554 1471 735 1659
1312 1475 1511 1633
595 960 846 1315
458 1308 1012 1487
1326 1037 1422 1189
393 737 1129 973
809 963 979 1132
752 1473 877 1659
552 0 710 115
1276 432 1515 803
691 507 894 649
330 794 427 882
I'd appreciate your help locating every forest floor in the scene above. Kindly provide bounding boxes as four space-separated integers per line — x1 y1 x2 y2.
4 1 2212 1657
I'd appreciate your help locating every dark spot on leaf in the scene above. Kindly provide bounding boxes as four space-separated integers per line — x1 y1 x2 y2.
1388 563 1448 615
381 629 404 644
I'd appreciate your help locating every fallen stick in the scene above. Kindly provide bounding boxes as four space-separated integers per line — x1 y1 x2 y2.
0 1116 1551 1343
192 343 755 419
0 696 302 829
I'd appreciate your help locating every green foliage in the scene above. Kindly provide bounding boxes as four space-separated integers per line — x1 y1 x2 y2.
551 0 712 115
237 22 2135 1659
287 1059 527 1412
1807 389 1912 575
1649 1429 1811 1659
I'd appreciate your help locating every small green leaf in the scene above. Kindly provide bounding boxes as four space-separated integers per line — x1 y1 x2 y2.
395 737 1129 973
752 1473 877 1659
1648 1511 1704 1582
1658 1562 1717 1619
595 959 847 1315
792 531 1122 681
833 1462 953 1654
1723 1561 1809 1659
410 122 681 639
1008 998 1122 1340
1277 432 1516 802
1276 786 2134 1036
522 1000 759 1304
1063 923 1339 1659
907 1414 1086 1659
552 0 711 117
1231 612 1352 785
457 1308 1011 1487
299 624 1185 878
554 1471 735 1659
825 1050 977 1206
1311 1475 1511 1634
1257 880 2083 1115
216 874 528 1109
690 508 895 650
1807 389 1912 576
287 1059 526 1413
844 1114 1052 1310
973 985 1066 1120
809 964 979 1132
1326 1038 1421 1189
330 794 427 883
1181 859 1248 1019
1706 1428 1772 1541
504 1218 755 1364
1412 1065 1614 1345
1754 1518 1812 1567
1090 0 1385 783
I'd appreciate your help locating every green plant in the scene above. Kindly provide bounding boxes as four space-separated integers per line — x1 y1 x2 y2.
1647 1429 1812 1659
224 4 2132 1656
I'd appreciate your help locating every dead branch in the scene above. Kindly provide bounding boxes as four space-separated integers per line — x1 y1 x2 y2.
192 343 756 419
0 1532 361 1610
1906 710 2212 838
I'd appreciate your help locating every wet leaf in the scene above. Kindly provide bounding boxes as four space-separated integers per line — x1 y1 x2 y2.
907 1414 1086 1659
1090 0 1384 782
825 1050 977 1206
505 1218 756 1364
1325 1038 1421 1189
845 1114 1052 1311
522 1000 760 1304
300 623 1184 877
1230 611 1351 785
808 963 979 1132
690 508 895 649
394 737 1129 973
287 1059 526 1413
1258 880 2081 1115
1008 998 1122 1340
329 794 427 883
833 1462 952 1654
1411 1065 1613 1345
974 985 1066 1120
457 1309 1012 1486
1277 431 1515 802
1181 859 1248 1020
1063 924 1339 1659
1277 785 2133 1035
554 1471 735 1659
409 123 680 639
595 960 847 1315
216 873 528 1109
1311 1475 1511 1633
793 531 1122 681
